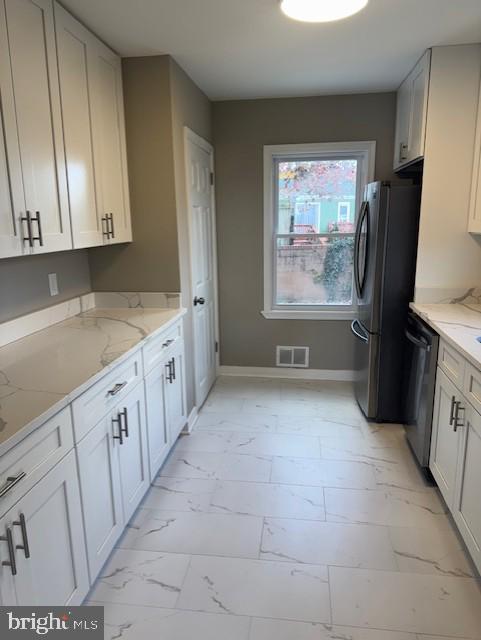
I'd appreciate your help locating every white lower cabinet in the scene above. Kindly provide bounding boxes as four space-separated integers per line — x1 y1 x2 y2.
0 318 188 604
76 414 123 581
145 361 169 482
116 383 149 523
165 340 188 442
77 381 148 580
0 450 89 606
430 346 481 573
452 404 481 570
430 369 461 507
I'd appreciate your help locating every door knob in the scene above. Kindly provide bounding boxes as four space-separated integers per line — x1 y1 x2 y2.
194 297 205 306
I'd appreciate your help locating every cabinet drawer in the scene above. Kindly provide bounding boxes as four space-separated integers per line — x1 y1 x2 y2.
0 407 73 518
143 321 182 375
438 340 465 388
463 363 481 415
72 352 142 442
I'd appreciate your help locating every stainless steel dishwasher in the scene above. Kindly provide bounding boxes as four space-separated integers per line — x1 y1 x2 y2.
403 311 439 469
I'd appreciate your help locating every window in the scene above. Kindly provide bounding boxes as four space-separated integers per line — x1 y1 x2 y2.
337 202 351 224
263 141 375 320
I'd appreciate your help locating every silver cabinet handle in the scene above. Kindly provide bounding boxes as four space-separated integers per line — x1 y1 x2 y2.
21 211 33 247
120 407 129 438
0 472 26 498
108 213 115 239
108 381 128 397
0 527 17 575
31 211 43 247
101 215 110 239
400 142 408 162
453 402 465 432
112 414 124 445
449 396 457 426
13 513 30 559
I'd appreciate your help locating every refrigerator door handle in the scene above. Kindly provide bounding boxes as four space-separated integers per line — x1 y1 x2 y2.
354 201 369 298
351 319 369 344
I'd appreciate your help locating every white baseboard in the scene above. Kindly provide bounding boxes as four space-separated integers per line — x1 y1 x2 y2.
182 406 199 434
218 366 355 382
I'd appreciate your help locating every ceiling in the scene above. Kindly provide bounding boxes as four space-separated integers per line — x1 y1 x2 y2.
61 0 481 101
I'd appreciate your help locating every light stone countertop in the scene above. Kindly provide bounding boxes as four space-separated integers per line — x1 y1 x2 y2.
0 306 186 456
410 302 481 371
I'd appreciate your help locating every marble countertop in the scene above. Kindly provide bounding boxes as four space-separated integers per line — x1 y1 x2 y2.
0 306 186 456
410 302 481 371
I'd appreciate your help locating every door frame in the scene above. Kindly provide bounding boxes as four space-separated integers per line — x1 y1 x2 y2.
183 127 220 409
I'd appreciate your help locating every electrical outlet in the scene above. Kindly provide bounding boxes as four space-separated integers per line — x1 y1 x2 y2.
48 273 59 297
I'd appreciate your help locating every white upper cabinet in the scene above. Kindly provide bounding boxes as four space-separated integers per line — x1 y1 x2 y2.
55 4 103 248
393 50 431 171
0 0 71 254
54 2 132 248
91 38 132 244
0 0 132 258
468 67 481 234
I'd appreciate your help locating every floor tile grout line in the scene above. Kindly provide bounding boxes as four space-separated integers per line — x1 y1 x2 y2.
88 598 476 639
108 543 479 579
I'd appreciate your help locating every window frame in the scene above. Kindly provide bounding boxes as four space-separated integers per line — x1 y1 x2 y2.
337 201 351 223
262 141 376 321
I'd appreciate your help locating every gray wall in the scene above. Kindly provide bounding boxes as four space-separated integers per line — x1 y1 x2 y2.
88 56 180 292
0 250 91 323
213 92 397 370
88 55 212 415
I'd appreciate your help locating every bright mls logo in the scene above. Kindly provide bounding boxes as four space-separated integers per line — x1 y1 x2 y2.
0 607 103 638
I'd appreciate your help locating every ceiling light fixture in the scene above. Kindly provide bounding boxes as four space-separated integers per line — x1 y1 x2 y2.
280 0 368 23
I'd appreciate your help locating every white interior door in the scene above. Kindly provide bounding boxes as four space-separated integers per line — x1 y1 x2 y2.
185 129 218 408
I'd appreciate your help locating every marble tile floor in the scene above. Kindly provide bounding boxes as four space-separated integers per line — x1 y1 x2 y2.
87 376 481 639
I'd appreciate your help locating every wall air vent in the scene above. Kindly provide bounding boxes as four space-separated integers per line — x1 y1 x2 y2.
276 346 310 368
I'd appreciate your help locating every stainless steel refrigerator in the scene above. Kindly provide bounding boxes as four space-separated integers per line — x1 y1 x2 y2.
351 181 421 422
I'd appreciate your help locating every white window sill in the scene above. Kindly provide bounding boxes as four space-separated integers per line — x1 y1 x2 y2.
261 309 357 321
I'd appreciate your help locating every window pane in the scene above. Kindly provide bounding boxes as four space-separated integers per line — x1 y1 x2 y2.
277 159 358 235
276 236 354 306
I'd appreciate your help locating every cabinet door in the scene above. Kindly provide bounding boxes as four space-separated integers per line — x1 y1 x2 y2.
6 450 89 606
406 50 431 164
430 368 461 507
393 75 411 170
3 0 71 254
452 404 481 573
0 513 17 605
0 0 27 259
116 383 149 523
76 414 123 582
54 3 103 249
165 342 187 442
145 361 170 482
91 40 132 245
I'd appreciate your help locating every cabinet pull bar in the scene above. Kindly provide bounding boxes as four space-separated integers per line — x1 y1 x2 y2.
108 213 115 239
112 415 124 445
21 211 33 247
108 381 128 397
13 513 30 559
172 357 176 381
31 211 43 246
120 407 129 438
453 402 465 433
101 215 110 238
0 527 17 575
0 472 26 498
166 360 174 384
449 395 456 426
